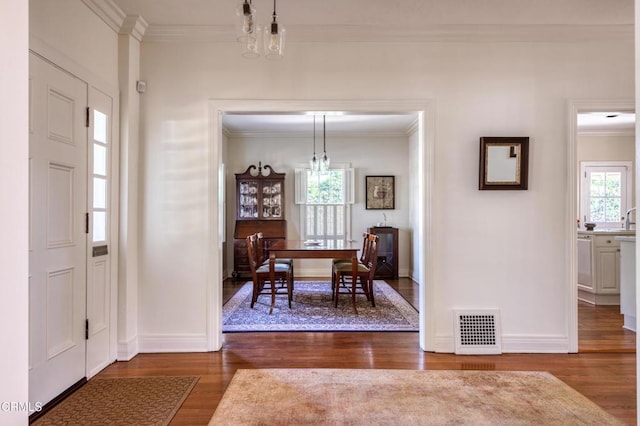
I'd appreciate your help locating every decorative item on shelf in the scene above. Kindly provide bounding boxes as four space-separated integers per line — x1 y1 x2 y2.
584 222 596 231
236 0 285 60
366 176 395 210
376 213 388 227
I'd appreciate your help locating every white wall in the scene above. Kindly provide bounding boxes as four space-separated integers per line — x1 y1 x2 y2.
138 37 633 352
1 2 29 423
224 133 411 277
29 0 119 88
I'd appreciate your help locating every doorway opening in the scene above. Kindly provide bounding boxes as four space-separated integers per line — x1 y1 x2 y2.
207 100 435 351
569 100 636 353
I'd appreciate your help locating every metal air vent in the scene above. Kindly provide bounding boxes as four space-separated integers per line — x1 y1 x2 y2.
454 309 502 355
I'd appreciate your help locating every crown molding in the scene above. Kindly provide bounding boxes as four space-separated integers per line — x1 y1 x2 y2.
120 15 149 41
143 23 633 44
81 0 126 33
223 129 413 139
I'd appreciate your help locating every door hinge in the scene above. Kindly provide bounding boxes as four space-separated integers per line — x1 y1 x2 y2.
85 107 90 128
85 212 89 234
85 319 89 340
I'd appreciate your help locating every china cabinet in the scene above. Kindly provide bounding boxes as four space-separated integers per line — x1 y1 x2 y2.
233 163 286 279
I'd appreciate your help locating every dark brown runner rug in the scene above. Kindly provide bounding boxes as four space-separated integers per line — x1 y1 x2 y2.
33 376 198 426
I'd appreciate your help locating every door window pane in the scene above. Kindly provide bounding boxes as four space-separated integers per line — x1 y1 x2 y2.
93 211 106 242
93 110 108 144
93 177 106 209
94 143 107 176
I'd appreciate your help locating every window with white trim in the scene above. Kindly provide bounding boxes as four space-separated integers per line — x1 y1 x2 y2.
580 161 632 229
296 165 354 241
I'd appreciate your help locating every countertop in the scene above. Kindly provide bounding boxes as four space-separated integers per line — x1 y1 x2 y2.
578 229 636 236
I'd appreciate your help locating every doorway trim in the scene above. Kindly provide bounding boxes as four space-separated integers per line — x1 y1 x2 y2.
207 99 436 351
567 98 635 353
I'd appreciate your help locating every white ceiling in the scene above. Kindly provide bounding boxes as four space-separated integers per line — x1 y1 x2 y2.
110 0 635 135
111 0 633 27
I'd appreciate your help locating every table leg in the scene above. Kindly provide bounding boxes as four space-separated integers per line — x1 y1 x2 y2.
351 253 358 314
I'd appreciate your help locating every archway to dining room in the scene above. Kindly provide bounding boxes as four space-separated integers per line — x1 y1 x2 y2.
206 99 435 352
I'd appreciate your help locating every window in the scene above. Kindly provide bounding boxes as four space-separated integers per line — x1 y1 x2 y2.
580 162 632 229
296 165 354 241
92 109 109 242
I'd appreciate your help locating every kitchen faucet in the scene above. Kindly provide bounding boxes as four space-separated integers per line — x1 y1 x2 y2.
625 207 636 230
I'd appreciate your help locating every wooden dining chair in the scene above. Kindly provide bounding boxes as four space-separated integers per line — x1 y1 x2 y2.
332 236 379 313
331 233 377 299
332 232 371 266
246 234 293 314
256 232 294 287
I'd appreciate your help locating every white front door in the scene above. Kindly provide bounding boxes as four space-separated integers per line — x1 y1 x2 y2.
85 88 114 378
29 53 88 405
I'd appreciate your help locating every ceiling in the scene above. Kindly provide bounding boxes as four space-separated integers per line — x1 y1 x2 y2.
111 0 633 28
110 0 635 135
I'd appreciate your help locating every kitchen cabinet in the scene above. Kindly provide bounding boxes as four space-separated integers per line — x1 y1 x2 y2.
577 232 622 305
233 163 286 279
617 236 636 332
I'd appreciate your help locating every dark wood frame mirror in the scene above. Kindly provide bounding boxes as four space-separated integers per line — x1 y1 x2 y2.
479 137 529 190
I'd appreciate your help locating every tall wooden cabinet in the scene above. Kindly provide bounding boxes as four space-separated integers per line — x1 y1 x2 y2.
368 226 398 279
233 163 286 279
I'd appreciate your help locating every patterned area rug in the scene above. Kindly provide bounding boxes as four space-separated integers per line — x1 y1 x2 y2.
209 369 623 425
33 376 198 426
223 280 419 332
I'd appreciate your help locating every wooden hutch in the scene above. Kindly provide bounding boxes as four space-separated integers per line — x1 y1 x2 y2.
232 163 286 279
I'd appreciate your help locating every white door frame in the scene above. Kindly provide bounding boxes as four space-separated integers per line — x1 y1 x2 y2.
206 99 436 351
566 99 635 352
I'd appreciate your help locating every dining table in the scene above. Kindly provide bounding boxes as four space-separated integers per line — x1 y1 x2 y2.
267 239 361 310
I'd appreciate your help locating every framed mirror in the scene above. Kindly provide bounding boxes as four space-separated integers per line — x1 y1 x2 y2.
479 137 529 190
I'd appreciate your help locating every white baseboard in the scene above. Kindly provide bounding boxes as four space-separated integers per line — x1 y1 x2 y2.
138 333 209 353
433 333 570 354
117 336 139 361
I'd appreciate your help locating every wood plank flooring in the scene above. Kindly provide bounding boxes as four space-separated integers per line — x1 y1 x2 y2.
97 277 636 425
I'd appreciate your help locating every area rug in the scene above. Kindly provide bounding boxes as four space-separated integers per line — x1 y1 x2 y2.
33 376 198 426
208 369 623 425
223 280 419 332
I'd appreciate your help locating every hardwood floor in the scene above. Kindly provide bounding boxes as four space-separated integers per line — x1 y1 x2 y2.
98 277 636 425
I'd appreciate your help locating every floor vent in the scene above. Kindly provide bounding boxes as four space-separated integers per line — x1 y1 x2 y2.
454 309 502 355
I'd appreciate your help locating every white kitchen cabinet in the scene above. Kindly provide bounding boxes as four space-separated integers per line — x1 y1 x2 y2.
577 232 622 305
617 236 636 332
